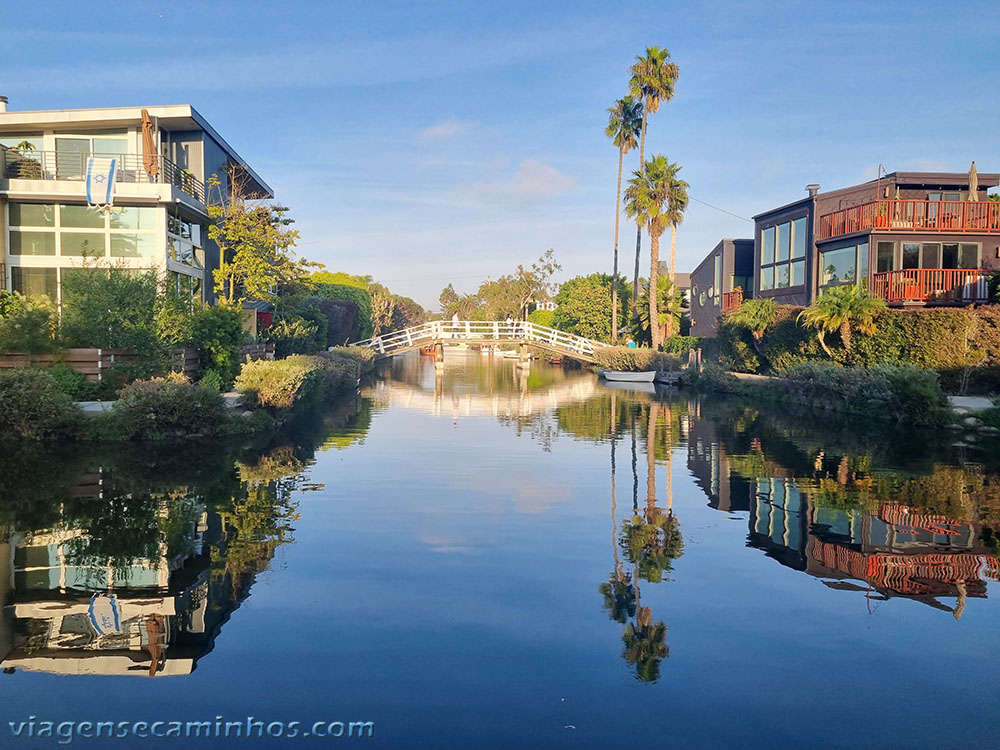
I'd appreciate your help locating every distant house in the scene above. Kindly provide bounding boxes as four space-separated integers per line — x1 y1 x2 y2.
0 96 272 309
688 239 753 336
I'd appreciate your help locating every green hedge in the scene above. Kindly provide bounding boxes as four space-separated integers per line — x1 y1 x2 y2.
235 354 357 411
328 345 376 373
112 375 228 440
593 346 682 372
718 304 1000 392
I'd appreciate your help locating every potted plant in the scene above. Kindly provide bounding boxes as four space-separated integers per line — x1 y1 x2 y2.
12 140 42 179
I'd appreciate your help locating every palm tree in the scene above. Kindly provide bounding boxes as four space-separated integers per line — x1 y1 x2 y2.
628 47 679 318
624 155 682 350
636 275 683 346
726 298 777 358
664 170 689 336
797 285 886 361
606 97 643 342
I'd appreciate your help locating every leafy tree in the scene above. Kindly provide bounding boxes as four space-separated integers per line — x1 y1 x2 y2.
438 250 561 322
310 271 373 340
606 96 643 341
553 273 629 342
624 155 683 349
725 298 778 359
798 285 887 361
439 284 461 316
369 282 396 336
189 305 245 387
627 46 679 314
663 168 689 336
208 170 310 306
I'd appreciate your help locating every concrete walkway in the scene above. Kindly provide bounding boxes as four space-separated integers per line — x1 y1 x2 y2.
948 396 995 413
75 400 115 413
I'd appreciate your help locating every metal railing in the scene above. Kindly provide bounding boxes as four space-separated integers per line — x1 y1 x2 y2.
0 148 206 203
352 320 612 361
819 199 1000 239
870 268 989 304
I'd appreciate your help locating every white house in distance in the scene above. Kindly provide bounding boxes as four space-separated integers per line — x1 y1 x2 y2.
0 96 272 308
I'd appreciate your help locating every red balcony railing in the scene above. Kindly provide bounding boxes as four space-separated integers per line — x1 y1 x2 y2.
870 268 989 304
819 199 1000 240
722 289 743 312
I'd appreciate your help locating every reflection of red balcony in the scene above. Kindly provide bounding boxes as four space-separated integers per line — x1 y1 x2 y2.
819 199 1000 240
871 268 989 304
722 289 743 312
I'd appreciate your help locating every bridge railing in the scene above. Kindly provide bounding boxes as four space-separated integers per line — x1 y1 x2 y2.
351 321 611 358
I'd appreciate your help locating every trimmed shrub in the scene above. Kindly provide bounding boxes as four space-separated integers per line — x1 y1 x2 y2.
0 369 82 443
189 305 245 388
329 345 376 372
236 354 355 411
528 308 555 328
199 369 224 392
593 346 682 372
113 376 228 440
661 335 702 354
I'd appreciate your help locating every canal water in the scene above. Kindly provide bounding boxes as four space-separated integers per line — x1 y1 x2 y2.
2 352 999 748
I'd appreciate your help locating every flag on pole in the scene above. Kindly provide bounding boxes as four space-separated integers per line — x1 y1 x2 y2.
86 157 117 206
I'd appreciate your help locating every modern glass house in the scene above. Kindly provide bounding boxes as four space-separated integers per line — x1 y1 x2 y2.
0 97 272 308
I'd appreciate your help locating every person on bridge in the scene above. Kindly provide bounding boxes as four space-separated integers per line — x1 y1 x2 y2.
451 311 460 338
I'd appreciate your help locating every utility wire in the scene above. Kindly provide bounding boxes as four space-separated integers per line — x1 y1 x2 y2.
689 195 753 222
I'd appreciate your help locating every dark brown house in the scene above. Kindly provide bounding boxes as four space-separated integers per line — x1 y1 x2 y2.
689 238 753 335
754 170 1000 307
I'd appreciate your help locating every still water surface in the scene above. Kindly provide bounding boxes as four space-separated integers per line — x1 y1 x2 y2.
2 352 999 748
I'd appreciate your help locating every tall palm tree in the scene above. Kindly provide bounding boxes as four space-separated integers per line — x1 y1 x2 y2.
664 168 689 337
624 155 681 350
628 47 679 318
797 285 886 361
606 97 643 342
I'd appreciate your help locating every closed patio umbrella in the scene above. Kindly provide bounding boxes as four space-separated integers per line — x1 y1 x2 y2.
968 161 978 199
141 109 159 178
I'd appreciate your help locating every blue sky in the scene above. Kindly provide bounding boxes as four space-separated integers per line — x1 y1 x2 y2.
5 1 999 308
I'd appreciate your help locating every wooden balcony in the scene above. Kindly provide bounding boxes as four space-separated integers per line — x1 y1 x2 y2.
870 268 990 304
819 199 1000 240
722 289 743 312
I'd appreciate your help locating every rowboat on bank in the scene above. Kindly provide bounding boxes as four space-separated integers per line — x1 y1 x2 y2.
419 346 436 356
598 369 656 382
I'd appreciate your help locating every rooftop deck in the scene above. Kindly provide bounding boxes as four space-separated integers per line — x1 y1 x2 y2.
819 199 1000 240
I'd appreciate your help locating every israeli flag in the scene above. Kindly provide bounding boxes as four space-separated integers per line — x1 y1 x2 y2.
88 593 122 635
86 156 117 206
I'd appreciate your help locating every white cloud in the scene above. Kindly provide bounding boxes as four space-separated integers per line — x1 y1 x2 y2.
418 119 472 142
466 159 576 202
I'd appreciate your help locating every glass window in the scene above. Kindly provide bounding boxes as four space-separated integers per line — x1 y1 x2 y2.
942 243 959 269
60 204 105 228
858 242 869 281
775 223 790 263
791 218 807 259
761 227 775 265
9 203 54 227
776 263 790 288
11 267 57 298
876 242 895 273
110 206 157 230
760 266 774 291
922 243 941 269
110 234 157 258
902 243 920 269
714 254 722 297
820 246 857 286
791 260 805 287
192 276 203 307
61 232 106 257
0 135 43 150
92 138 127 157
959 244 979 269
9 231 55 255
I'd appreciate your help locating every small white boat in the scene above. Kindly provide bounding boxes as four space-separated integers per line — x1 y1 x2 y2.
598 369 656 382
501 350 521 359
654 370 681 385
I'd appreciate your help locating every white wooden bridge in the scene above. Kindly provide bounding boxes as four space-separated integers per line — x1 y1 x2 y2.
352 321 610 363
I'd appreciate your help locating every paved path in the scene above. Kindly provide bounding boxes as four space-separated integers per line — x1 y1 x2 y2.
948 396 995 413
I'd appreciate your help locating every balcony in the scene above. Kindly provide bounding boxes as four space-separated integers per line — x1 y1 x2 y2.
0 148 206 203
819 199 1000 240
722 289 743 312
870 268 989 305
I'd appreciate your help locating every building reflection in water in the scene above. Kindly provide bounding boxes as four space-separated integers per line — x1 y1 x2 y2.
686 402 1000 617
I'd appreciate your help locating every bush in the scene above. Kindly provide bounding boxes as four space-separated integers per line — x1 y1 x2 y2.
113 375 228 440
235 355 355 411
189 305 245 389
593 346 682 372
311 273 374 340
60 266 161 359
0 293 58 354
316 297 360 346
0 369 82 443
528 309 555 328
661 335 701 354
328 345 376 373
199 369 224 392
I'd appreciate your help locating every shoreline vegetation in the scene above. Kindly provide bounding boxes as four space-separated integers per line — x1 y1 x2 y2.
0 346 375 446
